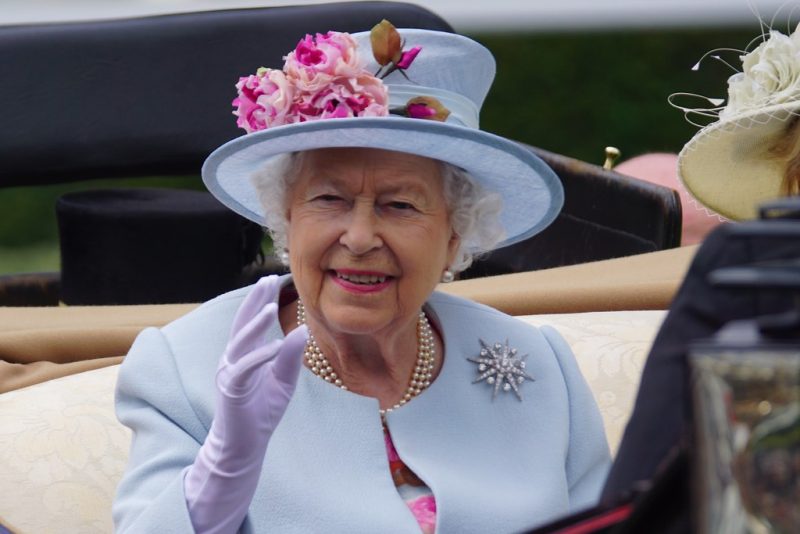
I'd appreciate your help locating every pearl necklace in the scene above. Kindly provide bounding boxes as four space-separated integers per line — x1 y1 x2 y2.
296 299 435 416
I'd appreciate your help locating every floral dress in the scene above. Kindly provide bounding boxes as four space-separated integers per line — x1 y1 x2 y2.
384 425 437 533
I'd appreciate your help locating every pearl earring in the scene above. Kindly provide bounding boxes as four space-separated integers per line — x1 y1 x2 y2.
441 269 455 283
279 250 290 264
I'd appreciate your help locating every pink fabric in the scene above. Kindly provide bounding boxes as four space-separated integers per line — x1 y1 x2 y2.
408 495 437 534
385 430 401 462
384 426 437 532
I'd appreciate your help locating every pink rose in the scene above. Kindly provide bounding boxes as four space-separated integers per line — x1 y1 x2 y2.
316 31 364 77
232 29 392 133
396 46 422 69
406 102 437 119
284 31 364 91
405 96 450 122
350 75 390 116
292 76 388 122
293 34 325 67
232 68 295 132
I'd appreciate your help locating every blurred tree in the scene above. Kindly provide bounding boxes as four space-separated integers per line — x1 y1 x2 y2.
473 27 755 163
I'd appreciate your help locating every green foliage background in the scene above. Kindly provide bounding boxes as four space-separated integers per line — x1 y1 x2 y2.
474 26 754 161
0 26 757 274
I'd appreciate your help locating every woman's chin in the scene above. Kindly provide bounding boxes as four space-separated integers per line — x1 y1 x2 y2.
319 306 395 336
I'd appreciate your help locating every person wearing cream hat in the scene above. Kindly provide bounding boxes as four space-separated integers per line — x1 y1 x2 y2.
677 22 800 220
604 22 800 522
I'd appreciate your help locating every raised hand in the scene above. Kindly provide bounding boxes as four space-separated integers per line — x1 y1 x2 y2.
216 275 307 403
185 275 308 534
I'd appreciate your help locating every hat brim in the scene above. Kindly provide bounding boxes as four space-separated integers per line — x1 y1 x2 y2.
678 102 800 221
202 117 563 249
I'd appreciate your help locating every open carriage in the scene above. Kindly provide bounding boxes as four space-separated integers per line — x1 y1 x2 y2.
0 3 703 532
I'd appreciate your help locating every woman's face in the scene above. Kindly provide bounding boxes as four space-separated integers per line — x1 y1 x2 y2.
286 147 460 337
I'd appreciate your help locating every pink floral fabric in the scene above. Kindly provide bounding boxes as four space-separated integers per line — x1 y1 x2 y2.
407 496 437 534
384 427 437 533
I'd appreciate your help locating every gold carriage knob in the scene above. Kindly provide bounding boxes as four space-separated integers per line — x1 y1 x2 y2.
603 146 621 170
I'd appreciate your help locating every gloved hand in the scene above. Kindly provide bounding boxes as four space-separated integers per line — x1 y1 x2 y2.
184 275 308 534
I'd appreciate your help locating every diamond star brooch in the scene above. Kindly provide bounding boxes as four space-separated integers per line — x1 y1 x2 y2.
467 339 534 400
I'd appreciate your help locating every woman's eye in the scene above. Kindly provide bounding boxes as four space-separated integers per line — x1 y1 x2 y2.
313 194 344 203
388 201 415 211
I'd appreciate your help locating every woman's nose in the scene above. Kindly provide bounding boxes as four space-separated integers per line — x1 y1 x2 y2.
339 203 383 255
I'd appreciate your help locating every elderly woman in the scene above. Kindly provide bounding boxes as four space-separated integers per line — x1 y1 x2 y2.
113 23 610 533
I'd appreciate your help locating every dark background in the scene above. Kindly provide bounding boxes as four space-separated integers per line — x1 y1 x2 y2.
0 26 755 273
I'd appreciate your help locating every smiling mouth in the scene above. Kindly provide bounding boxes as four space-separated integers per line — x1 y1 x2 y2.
334 271 390 285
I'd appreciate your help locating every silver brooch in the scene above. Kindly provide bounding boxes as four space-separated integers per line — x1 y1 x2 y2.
467 339 534 400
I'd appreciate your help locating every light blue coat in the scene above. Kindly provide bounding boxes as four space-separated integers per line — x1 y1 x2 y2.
113 278 610 533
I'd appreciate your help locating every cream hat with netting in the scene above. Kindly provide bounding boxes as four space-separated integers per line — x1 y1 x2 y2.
676 23 800 221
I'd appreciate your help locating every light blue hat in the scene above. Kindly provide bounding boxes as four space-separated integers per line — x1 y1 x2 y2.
202 27 563 249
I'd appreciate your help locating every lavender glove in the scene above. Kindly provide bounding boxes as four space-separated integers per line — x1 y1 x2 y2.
184 275 308 534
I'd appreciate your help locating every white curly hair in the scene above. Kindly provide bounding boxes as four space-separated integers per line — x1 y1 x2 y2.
251 151 505 272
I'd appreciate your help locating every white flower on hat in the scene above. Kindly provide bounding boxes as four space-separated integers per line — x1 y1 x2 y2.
724 24 800 118
674 20 800 222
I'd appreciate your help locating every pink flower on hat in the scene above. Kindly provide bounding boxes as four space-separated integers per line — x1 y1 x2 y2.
232 68 296 133
231 23 445 133
293 76 388 121
285 31 365 83
406 102 437 119
397 96 450 122
396 46 422 70
234 30 390 132
371 20 423 79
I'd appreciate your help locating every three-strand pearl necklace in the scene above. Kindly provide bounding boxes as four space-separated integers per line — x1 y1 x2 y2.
296 299 436 417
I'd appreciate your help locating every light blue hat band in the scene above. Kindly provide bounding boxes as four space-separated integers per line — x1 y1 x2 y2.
387 84 480 128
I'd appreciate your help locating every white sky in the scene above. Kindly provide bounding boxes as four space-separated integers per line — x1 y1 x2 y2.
1 0 795 31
